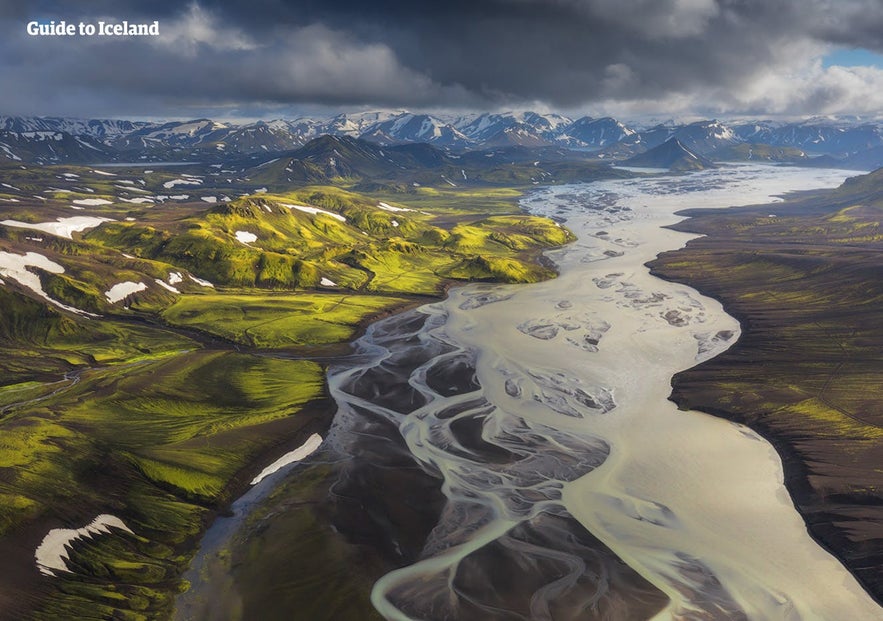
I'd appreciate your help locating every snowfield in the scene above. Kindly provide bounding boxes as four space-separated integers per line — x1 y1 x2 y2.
154 279 180 293
1 216 112 239
282 203 346 222
188 274 214 288
235 230 258 244
72 198 113 206
105 281 147 303
119 197 154 204
163 178 202 189
250 434 323 485
35 515 134 576
0 250 94 315
377 201 412 212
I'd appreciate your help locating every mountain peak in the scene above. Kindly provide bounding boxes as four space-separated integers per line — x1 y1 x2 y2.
623 137 714 171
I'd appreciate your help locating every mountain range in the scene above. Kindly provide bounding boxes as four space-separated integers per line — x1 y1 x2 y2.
2 111 883 170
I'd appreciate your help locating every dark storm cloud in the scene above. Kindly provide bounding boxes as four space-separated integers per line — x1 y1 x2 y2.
1 0 883 118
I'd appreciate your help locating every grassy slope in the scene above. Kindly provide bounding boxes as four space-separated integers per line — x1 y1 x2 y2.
649 169 883 602
85 186 571 295
0 166 577 619
162 292 410 348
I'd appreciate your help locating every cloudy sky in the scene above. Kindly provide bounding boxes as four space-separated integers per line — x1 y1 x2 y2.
3 0 883 120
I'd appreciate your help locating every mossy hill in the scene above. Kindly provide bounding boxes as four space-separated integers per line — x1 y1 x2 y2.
0 170 576 620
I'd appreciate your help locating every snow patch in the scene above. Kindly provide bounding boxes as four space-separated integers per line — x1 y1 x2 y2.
90 169 116 176
162 178 202 189
200 196 218 203
320 277 337 287
1 216 112 239
377 201 412 213
251 434 323 485
105 281 147 303
281 203 346 222
0 251 93 315
119 197 154 204
35 515 134 577
154 279 180 294
72 198 112 206
235 230 257 244
188 274 214 288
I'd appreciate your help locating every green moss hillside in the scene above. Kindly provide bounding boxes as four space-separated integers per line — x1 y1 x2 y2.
0 173 576 620
85 187 573 295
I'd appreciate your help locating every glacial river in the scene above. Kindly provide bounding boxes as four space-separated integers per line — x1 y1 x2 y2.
322 164 881 620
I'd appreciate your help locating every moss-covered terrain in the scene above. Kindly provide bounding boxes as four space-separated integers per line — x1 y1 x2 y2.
0 162 578 619
649 167 883 603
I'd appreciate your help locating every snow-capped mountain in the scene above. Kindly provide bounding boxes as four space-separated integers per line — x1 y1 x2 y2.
1 111 883 167
520 111 573 139
562 116 636 148
454 112 572 144
667 120 740 156
314 111 405 137
113 119 231 149
734 120 883 155
0 116 148 139
479 122 556 148
0 129 114 164
358 114 472 148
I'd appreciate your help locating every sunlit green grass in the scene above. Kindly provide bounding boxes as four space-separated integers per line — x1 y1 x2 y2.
0 174 578 619
162 292 410 347
1 348 324 619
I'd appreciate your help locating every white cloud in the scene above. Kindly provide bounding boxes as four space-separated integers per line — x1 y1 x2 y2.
213 23 476 107
156 2 257 54
589 41 883 119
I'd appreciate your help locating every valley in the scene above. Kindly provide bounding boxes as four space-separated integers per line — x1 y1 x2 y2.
1 110 883 620
176 163 883 621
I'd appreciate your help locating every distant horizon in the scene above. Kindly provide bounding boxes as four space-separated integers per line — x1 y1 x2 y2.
4 108 883 128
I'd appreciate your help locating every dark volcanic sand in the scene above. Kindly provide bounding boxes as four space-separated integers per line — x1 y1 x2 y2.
193 307 668 621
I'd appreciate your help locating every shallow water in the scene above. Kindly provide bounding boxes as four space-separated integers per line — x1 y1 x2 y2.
324 164 881 620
